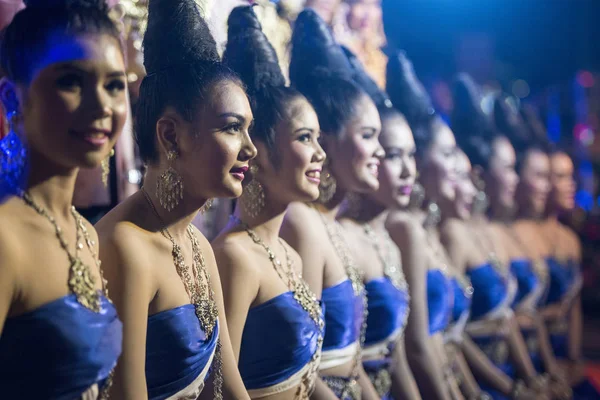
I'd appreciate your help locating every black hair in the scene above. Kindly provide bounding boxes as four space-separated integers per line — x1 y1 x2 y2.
386 50 442 159
289 9 367 137
493 93 552 173
0 0 120 84
451 73 499 170
222 6 303 160
135 0 241 163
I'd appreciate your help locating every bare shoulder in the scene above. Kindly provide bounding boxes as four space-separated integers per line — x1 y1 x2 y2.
440 218 468 243
98 220 155 275
281 203 324 244
212 233 258 275
284 202 317 228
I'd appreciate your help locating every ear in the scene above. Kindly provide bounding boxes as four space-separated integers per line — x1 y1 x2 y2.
471 164 485 189
0 77 20 116
155 107 184 157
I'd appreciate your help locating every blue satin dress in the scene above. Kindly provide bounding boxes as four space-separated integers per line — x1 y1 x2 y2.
427 269 453 336
362 277 409 400
0 294 122 399
445 277 472 343
509 258 547 372
320 279 364 398
466 262 517 400
146 305 219 400
238 292 324 398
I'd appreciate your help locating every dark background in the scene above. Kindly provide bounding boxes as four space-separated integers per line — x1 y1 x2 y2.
382 0 600 91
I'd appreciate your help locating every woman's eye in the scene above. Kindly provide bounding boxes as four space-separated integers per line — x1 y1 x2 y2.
297 133 312 143
225 123 242 134
56 74 83 90
106 79 126 94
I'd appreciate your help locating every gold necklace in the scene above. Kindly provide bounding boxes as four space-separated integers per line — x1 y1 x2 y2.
314 208 367 400
362 223 408 292
233 216 324 398
21 192 113 399
141 188 222 400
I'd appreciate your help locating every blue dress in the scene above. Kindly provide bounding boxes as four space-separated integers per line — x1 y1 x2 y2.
466 263 517 400
320 279 364 399
0 294 122 399
145 305 219 400
509 258 547 372
445 277 472 344
362 277 410 400
238 292 324 398
427 269 453 335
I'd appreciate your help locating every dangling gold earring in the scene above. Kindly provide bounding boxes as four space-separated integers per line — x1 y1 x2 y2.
200 199 213 215
345 192 363 218
101 148 115 188
156 150 184 212
241 165 265 218
318 161 337 204
409 171 425 210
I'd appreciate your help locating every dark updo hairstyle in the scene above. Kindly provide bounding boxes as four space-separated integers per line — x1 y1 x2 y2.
0 0 120 85
289 9 368 137
341 45 401 123
222 6 303 162
386 50 443 159
451 73 499 170
135 0 241 164
493 93 552 173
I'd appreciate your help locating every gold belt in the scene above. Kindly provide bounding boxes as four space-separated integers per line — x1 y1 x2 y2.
366 368 392 398
322 376 361 400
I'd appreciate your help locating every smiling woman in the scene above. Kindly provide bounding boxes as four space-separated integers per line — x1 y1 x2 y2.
94 0 256 399
0 0 126 398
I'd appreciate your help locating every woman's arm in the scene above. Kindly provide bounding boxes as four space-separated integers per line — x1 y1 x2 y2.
99 225 155 400
387 215 452 400
199 233 250 400
356 365 380 400
212 239 260 359
0 229 17 335
390 340 422 399
281 204 325 296
311 377 342 400
461 336 513 395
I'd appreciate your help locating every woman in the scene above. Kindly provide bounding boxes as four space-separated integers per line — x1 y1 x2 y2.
281 9 382 400
383 50 464 400
336 48 421 399
450 75 564 398
212 6 327 399
95 1 254 398
0 0 126 397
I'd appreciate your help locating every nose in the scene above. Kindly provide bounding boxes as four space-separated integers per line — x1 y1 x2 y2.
313 140 326 163
240 131 258 161
86 83 112 120
374 143 385 160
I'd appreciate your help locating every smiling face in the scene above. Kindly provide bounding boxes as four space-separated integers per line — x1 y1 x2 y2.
327 93 383 194
166 80 257 200
549 151 576 213
12 33 127 170
419 122 458 204
370 112 416 208
485 136 519 212
516 148 550 217
255 96 326 204
453 150 477 220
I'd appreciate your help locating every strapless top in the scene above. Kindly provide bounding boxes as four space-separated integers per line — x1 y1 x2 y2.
443 277 472 344
0 294 122 400
427 269 453 335
239 291 323 397
467 263 515 321
544 257 582 306
364 277 409 346
510 258 547 312
451 278 472 323
320 279 363 370
146 304 219 400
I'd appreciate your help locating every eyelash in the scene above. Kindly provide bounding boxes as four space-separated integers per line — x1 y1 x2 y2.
298 133 312 143
106 79 126 94
225 123 242 134
56 74 82 89
362 132 376 140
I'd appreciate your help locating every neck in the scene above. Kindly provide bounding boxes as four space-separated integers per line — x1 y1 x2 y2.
344 193 388 227
142 166 208 239
233 192 289 245
25 148 79 218
488 202 513 224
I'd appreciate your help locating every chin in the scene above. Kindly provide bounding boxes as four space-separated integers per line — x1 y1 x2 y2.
394 196 410 208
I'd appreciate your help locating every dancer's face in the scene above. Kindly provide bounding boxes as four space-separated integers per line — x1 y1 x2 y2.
549 152 575 212
453 151 476 220
419 122 458 203
485 136 519 211
516 148 550 217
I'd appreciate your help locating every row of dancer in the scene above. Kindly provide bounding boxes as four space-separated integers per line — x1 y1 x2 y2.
0 0 591 399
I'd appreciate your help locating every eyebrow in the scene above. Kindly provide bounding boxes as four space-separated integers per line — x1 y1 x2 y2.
218 113 246 121
294 127 315 134
360 127 378 133
54 64 126 78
